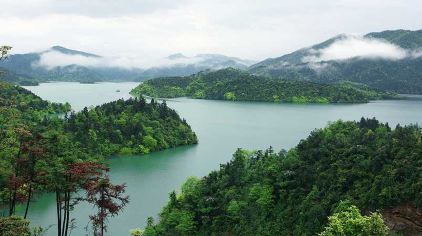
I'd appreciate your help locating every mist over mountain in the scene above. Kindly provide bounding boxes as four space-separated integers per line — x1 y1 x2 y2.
0 46 253 84
249 29 422 94
139 53 255 79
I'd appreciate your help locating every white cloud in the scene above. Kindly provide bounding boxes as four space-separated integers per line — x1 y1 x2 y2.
303 36 414 63
35 51 104 69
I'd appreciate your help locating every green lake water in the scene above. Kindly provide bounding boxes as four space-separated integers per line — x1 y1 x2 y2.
22 82 422 236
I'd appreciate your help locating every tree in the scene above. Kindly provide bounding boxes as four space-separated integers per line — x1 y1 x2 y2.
0 45 12 60
39 131 108 236
5 127 32 216
319 201 390 236
129 228 144 236
0 216 31 236
82 174 129 236
0 215 46 236
54 162 108 236
0 45 12 77
21 132 49 219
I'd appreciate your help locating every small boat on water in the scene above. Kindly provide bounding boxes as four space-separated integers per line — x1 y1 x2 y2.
116 89 121 92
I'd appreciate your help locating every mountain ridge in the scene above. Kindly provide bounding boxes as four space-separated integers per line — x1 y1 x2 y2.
249 29 422 94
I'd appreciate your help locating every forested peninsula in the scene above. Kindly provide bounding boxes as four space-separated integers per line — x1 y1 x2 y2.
131 68 397 103
0 79 197 235
65 98 197 156
141 118 422 236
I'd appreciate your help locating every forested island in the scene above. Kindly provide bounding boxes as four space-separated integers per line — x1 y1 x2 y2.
140 118 422 236
131 68 397 103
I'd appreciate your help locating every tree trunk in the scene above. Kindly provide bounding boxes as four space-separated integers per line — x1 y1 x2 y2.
24 183 32 219
100 190 105 236
10 188 17 216
64 191 70 236
9 141 23 216
8 191 13 216
56 191 62 236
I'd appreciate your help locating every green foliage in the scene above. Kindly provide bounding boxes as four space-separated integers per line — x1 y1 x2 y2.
131 68 397 103
64 98 197 156
0 81 72 193
0 216 31 236
130 228 144 236
224 91 236 101
145 118 422 235
319 201 390 236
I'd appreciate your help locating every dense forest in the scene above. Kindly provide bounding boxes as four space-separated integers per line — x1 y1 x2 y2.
64 98 197 156
141 118 422 236
131 68 397 103
249 30 422 94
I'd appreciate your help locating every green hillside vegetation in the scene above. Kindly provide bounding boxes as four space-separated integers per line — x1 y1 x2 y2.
141 118 422 235
131 68 397 103
319 201 390 236
0 81 70 122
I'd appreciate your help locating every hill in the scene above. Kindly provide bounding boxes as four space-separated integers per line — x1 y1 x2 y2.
142 118 422 236
0 67 39 86
131 68 397 103
249 29 422 94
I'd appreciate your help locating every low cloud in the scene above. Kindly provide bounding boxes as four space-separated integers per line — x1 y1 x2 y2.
33 50 234 70
303 35 412 63
35 51 105 69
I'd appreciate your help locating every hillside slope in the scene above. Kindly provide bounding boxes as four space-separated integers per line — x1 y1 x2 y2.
144 118 422 236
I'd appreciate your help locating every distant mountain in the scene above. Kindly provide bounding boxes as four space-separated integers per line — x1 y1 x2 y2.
0 46 143 83
0 46 254 84
49 45 101 57
166 53 189 60
138 53 255 79
249 29 422 94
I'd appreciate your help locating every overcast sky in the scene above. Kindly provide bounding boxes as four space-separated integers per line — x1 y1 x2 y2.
1 0 421 63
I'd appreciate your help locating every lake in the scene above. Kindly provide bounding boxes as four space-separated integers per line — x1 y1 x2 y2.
23 82 422 236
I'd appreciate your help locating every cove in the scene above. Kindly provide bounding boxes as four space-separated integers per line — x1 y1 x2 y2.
23 82 422 236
